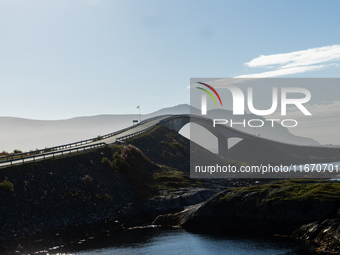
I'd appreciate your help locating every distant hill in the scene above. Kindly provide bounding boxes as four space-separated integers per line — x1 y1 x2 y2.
0 104 318 152
144 104 196 117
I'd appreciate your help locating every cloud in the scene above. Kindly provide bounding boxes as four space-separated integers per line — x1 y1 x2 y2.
236 45 340 78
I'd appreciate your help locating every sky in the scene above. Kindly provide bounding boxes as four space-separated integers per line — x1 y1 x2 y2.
1 0 340 120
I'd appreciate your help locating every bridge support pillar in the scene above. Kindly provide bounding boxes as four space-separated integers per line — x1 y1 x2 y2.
218 137 228 158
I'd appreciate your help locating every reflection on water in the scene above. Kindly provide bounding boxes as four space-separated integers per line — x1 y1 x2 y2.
48 228 316 255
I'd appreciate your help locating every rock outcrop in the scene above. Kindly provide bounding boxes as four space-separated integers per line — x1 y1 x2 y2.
146 188 217 213
155 188 336 233
153 184 340 254
292 216 340 253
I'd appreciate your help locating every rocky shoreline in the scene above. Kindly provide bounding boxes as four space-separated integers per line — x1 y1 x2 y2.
0 187 222 254
2 172 340 254
292 217 340 253
152 183 340 254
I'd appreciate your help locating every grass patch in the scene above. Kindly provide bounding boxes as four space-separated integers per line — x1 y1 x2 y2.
92 135 102 142
151 165 203 191
80 175 93 184
101 157 113 168
0 178 14 193
101 143 204 200
160 141 171 148
172 141 184 150
219 179 340 203
160 140 184 150
101 144 124 169
102 144 155 200
117 145 155 200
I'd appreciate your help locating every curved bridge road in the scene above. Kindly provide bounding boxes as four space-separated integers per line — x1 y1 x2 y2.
0 115 172 169
1 114 337 169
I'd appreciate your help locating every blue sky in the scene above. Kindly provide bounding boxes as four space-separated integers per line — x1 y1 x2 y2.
1 0 340 120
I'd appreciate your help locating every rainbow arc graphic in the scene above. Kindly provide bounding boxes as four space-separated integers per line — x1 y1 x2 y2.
196 82 223 106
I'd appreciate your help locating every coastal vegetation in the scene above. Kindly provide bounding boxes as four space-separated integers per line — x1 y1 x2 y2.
101 143 203 200
0 178 14 193
219 179 340 203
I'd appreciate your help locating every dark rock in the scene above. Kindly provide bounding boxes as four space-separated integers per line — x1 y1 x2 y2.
292 218 340 253
22 227 29 235
148 188 217 213
30 232 37 239
155 188 337 236
35 228 43 234
37 223 45 230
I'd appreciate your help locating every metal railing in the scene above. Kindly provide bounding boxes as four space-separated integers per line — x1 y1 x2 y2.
0 116 171 163
0 115 174 168
116 124 159 141
0 143 107 169
114 115 175 141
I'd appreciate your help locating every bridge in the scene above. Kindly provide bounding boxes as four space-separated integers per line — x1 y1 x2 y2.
1 114 339 168
160 114 256 158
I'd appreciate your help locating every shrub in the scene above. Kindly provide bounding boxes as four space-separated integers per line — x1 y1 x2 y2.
44 147 52 153
120 144 152 164
81 175 93 184
112 151 128 170
29 149 39 156
0 151 9 156
116 144 156 200
13 149 22 154
0 178 14 193
101 157 113 168
92 135 102 142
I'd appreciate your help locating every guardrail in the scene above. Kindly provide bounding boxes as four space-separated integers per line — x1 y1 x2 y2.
116 124 159 141
114 114 175 141
0 114 174 169
0 115 172 163
0 130 122 163
0 143 108 169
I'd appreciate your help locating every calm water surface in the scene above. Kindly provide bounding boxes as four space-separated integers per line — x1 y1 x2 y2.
49 228 316 255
